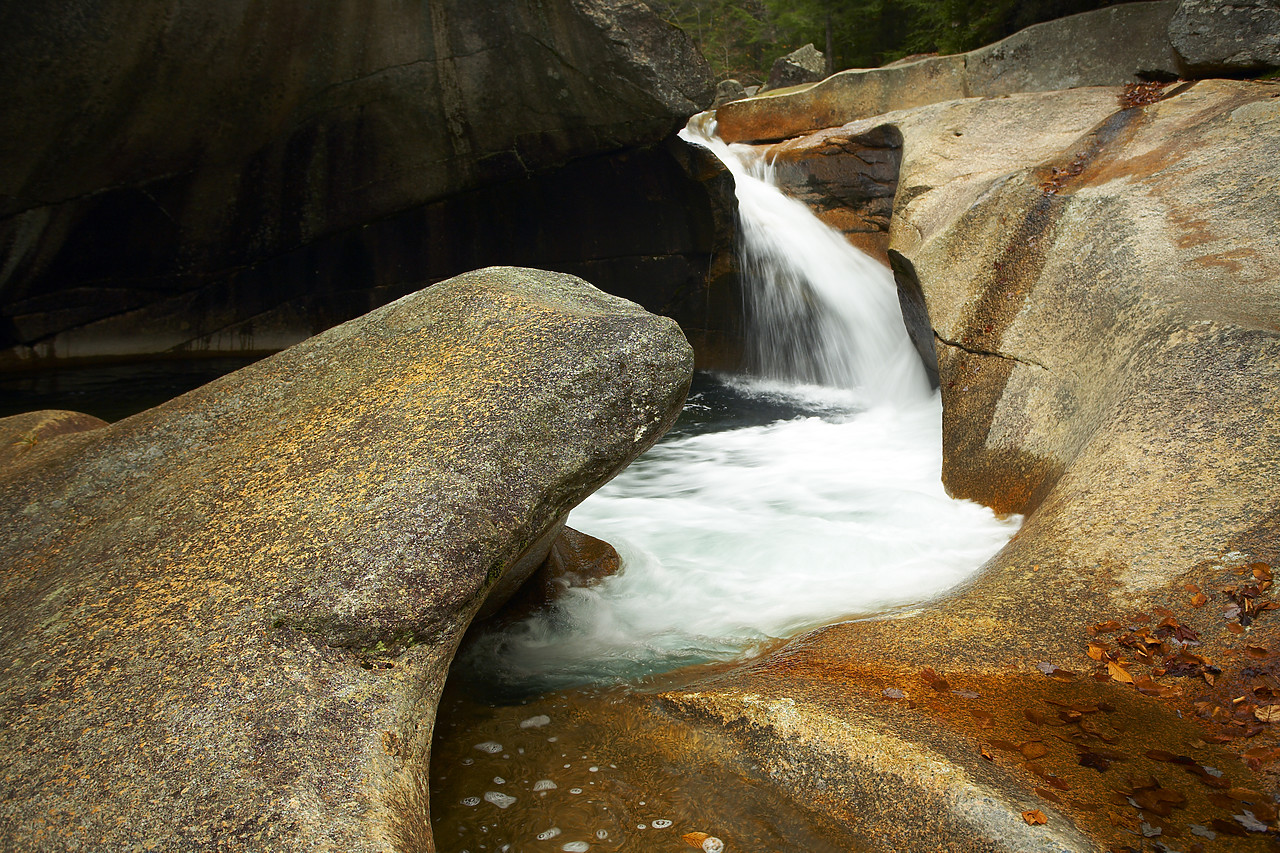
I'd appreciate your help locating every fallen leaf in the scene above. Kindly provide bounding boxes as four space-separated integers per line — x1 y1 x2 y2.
1108 661 1135 685
1227 622 1245 635
1226 787 1266 802
1021 809 1047 826
682 831 717 850
1254 705 1280 723
1088 642 1109 661
1210 818 1248 837
1234 811 1269 832
921 667 950 692
1035 787 1062 804
1245 645 1270 660
980 745 994 761
1191 592 1208 608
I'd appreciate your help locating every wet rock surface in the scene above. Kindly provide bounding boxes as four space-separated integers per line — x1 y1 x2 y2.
647 79 1280 849
0 267 692 851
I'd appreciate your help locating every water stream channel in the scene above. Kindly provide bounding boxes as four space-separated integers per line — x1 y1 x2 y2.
427 119 1022 852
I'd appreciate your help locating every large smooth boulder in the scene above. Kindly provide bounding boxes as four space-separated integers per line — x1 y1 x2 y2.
0 0 715 366
0 266 693 851
1170 0 1280 75
714 1 1179 143
648 80 1280 849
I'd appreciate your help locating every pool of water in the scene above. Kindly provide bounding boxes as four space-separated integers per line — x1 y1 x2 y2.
455 372 1020 699
0 356 266 422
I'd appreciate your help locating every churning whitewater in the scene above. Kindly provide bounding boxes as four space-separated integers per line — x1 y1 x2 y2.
462 117 1020 692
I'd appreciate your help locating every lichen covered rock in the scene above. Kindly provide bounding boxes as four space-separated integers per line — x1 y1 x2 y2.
0 267 693 851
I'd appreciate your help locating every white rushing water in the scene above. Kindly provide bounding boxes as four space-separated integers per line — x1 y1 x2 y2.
461 116 1020 692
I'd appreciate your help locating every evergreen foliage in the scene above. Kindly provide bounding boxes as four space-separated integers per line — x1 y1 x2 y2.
651 0 1141 82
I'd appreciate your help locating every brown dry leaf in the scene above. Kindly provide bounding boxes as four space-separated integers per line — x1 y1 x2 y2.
1210 818 1248 837
1090 620 1125 635
980 745 994 761
1185 583 1201 594
1087 642 1108 661
990 739 1022 753
1226 786 1266 802
921 667 950 692
1034 787 1063 804
971 709 994 728
682 832 711 849
1108 661 1135 685
1227 622 1246 635
1021 810 1048 826
1253 563 1274 582
1246 645 1270 660
1191 592 1208 608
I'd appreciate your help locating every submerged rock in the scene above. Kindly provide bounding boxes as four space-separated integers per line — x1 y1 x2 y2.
0 267 692 851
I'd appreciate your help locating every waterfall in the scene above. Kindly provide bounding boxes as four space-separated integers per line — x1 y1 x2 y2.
455 115 1019 696
682 113 928 404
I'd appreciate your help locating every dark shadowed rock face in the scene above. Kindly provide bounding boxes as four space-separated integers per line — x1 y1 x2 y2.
0 0 715 366
0 267 693 852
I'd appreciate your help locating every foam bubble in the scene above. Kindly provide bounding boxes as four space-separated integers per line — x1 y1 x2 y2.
520 715 551 728
474 741 503 754
651 819 672 829
533 779 557 791
562 843 590 852
483 791 516 809
537 828 562 840
460 797 480 807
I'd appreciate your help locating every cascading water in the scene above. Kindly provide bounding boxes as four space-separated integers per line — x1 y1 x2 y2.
453 116 1019 694
430 115 1023 853
687 113 928 402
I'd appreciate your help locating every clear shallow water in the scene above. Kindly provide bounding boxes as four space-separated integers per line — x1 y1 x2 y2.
429 682 857 853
